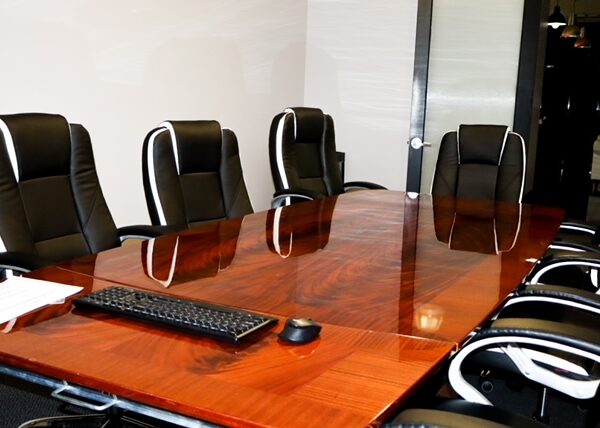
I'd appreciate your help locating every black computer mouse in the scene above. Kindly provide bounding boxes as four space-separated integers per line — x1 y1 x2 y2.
278 317 322 344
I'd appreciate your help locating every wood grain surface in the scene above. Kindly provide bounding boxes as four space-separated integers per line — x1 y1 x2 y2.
1 270 453 427
56 191 564 343
0 190 564 427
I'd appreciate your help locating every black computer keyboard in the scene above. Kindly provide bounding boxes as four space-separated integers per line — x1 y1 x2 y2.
73 286 278 343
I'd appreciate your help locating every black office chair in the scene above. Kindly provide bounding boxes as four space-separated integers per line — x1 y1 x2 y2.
549 221 600 252
268 107 386 207
431 124 526 203
430 124 596 256
0 113 170 277
449 303 600 422
142 120 253 229
447 290 600 427
0 113 175 427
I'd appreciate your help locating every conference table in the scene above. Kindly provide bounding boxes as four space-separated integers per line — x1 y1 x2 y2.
0 190 564 427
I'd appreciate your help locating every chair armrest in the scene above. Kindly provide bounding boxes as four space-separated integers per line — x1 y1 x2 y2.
271 189 325 208
549 220 600 252
0 251 52 275
559 220 597 235
117 224 182 242
526 250 600 286
506 283 600 315
392 399 548 428
449 316 600 405
343 181 387 191
548 240 600 253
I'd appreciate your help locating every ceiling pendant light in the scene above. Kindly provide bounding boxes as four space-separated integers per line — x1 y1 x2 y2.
561 0 580 38
548 3 567 29
574 26 592 49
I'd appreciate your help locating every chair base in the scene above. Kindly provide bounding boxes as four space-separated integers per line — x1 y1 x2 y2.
18 413 166 428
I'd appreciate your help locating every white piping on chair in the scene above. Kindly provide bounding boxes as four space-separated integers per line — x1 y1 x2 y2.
159 121 180 174
145 237 179 288
530 260 600 291
272 206 292 258
504 295 600 316
0 119 19 183
497 126 510 166
504 203 522 252
496 127 526 203
146 127 169 226
456 124 462 165
0 119 18 253
559 224 596 234
493 218 499 254
511 131 526 203
449 335 600 404
274 110 295 190
284 108 297 138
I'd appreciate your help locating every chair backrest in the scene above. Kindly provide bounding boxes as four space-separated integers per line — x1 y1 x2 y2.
142 120 253 228
431 124 526 202
0 113 120 263
269 107 344 197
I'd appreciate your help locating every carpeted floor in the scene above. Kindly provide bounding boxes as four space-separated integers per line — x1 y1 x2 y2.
0 375 72 428
0 375 184 428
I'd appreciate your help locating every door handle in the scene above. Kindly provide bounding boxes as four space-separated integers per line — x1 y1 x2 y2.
408 137 432 150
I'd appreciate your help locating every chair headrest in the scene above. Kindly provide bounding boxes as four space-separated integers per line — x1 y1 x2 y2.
285 107 325 144
457 124 509 165
0 113 71 182
160 120 222 174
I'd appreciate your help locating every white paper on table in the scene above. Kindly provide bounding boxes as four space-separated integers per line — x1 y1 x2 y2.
0 276 83 325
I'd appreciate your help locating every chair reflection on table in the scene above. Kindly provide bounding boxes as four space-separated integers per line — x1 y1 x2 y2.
412 196 522 337
265 196 337 258
433 197 521 255
141 218 243 287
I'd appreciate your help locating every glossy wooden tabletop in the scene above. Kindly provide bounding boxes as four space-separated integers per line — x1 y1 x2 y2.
57 190 564 343
2 268 453 428
0 190 564 427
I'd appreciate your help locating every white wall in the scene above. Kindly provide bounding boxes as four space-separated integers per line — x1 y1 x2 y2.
304 0 418 190
0 0 308 226
0 1 527 226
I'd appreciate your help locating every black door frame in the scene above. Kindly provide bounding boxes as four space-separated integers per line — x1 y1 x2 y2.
513 0 549 197
406 0 433 193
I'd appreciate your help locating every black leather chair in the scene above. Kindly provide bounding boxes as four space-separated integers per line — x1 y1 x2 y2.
448 302 600 421
431 124 526 203
550 221 600 251
0 113 175 426
0 113 169 277
524 246 600 293
447 286 600 426
142 120 253 229
268 107 386 207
